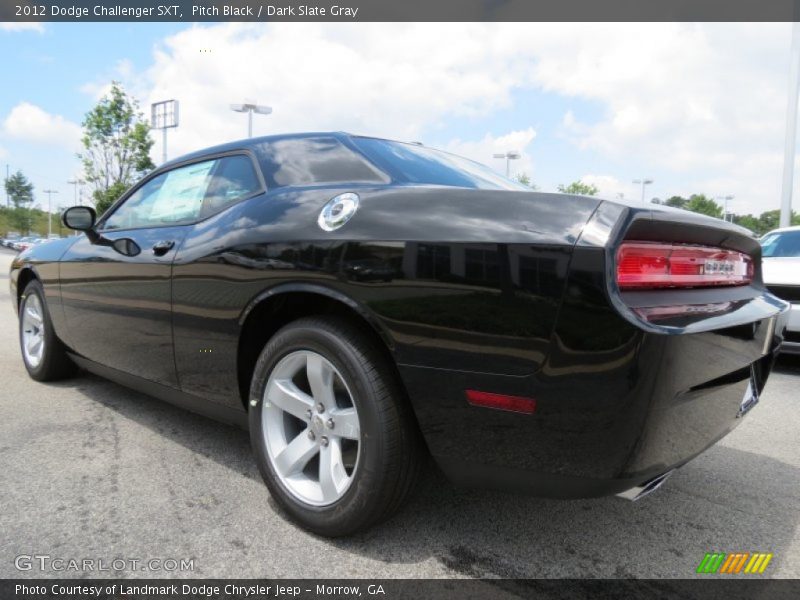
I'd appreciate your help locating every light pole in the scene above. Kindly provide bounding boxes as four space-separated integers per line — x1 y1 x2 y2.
716 195 734 222
633 178 654 204
67 178 85 207
42 189 58 237
230 102 272 138
780 22 800 228
492 151 521 177
151 100 179 164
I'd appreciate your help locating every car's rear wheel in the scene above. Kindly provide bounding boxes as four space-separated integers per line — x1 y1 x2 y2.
249 316 422 536
19 279 76 381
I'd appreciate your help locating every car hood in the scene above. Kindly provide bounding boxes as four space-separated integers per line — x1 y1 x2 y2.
762 256 800 285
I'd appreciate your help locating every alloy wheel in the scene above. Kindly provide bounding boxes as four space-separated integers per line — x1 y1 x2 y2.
262 350 361 506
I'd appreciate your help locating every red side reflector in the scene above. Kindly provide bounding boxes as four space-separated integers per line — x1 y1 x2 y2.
465 390 536 414
616 241 753 290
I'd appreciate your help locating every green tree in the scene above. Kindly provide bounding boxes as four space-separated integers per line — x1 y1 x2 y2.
732 214 762 234
78 82 155 214
664 195 688 209
684 194 723 219
4 170 35 233
514 172 539 190
557 181 599 196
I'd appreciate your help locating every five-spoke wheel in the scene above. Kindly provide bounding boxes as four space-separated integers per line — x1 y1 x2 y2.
263 350 361 506
249 316 422 536
18 279 75 381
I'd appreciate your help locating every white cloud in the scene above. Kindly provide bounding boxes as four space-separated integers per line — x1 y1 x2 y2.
102 22 797 214
2 102 82 151
128 24 540 161
0 22 44 33
445 128 537 180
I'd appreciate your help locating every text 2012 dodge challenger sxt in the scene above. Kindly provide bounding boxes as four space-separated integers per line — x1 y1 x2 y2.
10 133 790 536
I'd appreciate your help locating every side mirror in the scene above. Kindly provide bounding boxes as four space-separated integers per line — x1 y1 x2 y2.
62 206 96 231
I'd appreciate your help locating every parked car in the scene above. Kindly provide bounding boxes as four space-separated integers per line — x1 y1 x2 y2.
1 232 21 248
761 225 800 354
14 236 41 252
9 132 790 536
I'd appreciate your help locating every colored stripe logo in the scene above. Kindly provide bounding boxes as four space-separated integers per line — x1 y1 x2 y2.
696 552 773 574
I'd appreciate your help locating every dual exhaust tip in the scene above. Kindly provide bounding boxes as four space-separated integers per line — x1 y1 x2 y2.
616 470 674 502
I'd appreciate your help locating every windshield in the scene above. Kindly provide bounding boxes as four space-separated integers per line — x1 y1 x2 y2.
352 137 529 192
761 230 800 257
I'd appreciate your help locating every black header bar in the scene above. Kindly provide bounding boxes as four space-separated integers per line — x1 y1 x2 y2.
3 0 800 23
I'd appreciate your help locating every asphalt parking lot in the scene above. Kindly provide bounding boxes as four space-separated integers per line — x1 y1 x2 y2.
0 247 798 579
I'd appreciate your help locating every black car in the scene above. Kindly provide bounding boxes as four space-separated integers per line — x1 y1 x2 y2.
10 132 790 536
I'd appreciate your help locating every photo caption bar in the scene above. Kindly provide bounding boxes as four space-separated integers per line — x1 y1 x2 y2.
2 0 800 22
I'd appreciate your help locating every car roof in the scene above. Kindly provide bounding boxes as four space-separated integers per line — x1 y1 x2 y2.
159 131 357 169
157 131 421 171
763 225 800 235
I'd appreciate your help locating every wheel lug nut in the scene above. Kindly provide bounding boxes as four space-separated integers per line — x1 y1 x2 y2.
307 430 316 441
326 419 334 429
305 409 313 419
320 436 329 447
316 403 325 413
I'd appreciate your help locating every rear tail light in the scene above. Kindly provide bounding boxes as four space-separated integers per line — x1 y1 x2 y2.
616 242 753 290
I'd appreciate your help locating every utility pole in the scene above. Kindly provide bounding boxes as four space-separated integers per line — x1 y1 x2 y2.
780 22 800 228
42 189 58 237
4 164 8 207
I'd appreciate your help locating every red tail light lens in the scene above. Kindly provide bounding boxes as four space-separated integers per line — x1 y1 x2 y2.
616 242 753 290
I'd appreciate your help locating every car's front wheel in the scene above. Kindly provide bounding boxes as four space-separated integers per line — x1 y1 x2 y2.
249 316 422 536
19 279 76 381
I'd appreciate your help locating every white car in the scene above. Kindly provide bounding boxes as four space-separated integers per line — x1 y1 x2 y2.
761 225 800 354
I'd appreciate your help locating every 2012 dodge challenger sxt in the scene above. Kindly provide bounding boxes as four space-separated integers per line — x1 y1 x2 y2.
10 133 790 536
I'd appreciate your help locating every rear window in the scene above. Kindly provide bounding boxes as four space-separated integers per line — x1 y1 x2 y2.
259 137 386 188
761 230 800 257
352 137 529 191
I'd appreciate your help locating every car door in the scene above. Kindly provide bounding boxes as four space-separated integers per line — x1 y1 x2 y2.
59 158 223 387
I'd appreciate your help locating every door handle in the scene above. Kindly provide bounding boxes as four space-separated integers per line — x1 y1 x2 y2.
152 240 175 256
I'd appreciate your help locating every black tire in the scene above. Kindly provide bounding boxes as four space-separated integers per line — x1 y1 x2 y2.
249 316 422 536
18 279 76 381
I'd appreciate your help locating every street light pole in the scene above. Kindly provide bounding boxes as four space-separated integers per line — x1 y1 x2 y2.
780 22 800 228
633 178 654 204
42 189 58 237
230 102 272 138
492 151 521 177
67 179 84 207
716 195 735 222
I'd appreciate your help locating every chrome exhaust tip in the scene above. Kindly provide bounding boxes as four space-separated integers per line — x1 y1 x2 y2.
616 470 674 501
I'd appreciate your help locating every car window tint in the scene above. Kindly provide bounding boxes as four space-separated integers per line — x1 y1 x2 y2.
199 155 262 218
352 137 529 191
762 230 800 257
260 137 386 188
103 156 260 230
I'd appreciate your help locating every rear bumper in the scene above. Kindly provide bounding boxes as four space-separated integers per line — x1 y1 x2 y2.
400 298 788 499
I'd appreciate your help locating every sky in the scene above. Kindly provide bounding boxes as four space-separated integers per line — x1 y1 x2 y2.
0 21 798 217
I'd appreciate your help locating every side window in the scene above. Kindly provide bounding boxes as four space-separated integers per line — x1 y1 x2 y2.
260 137 387 188
199 155 262 218
102 155 261 230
